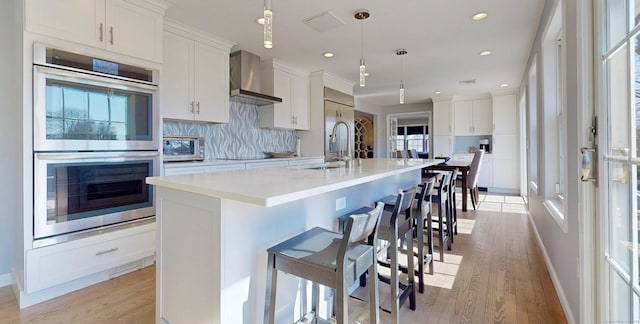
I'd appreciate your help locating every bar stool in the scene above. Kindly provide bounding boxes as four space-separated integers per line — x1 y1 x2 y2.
264 203 385 324
430 171 453 262
375 187 417 324
414 180 435 292
445 168 459 243
376 180 435 294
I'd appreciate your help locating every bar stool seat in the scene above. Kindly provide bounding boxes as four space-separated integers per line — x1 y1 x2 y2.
264 203 385 324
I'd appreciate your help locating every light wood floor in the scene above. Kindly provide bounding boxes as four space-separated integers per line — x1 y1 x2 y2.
0 194 566 324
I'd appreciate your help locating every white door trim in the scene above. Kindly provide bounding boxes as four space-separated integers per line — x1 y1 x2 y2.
385 112 432 158
577 0 597 322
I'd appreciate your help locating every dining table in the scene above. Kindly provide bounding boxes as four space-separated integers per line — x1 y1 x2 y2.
424 160 472 212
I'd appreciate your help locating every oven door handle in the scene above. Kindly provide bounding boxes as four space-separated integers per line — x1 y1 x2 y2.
36 151 160 160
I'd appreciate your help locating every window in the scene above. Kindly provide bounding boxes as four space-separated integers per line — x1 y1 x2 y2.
541 0 567 232
396 125 429 154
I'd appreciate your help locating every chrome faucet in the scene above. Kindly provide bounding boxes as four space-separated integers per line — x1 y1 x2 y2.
330 120 352 167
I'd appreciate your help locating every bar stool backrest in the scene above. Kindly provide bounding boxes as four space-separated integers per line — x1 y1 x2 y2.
389 188 415 226
417 179 435 214
343 202 385 244
338 202 385 266
436 171 452 202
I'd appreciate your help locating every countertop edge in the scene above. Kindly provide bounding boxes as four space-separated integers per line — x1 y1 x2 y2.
149 160 437 207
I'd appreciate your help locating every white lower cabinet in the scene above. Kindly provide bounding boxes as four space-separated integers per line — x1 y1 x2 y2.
477 154 492 188
25 223 155 293
492 157 519 190
491 133 519 190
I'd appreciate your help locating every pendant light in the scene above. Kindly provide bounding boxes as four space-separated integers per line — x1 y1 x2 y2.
396 49 407 104
354 9 370 87
263 0 273 48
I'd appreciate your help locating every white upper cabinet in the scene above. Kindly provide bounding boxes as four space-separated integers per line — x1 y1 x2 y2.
162 23 233 123
492 93 518 134
193 42 230 123
26 0 167 62
454 100 474 135
260 59 310 130
432 100 452 136
454 98 492 135
104 0 163 62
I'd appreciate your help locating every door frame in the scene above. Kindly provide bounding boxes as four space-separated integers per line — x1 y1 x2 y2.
576 0 597 322
385 111 432 157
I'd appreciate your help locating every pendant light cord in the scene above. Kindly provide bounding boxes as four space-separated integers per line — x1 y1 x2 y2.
360 20 364 60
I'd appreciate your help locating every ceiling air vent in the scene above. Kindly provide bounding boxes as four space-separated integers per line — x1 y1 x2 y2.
303 11 345 32
459 79 477 84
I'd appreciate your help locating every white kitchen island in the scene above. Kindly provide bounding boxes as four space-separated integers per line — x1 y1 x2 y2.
146 158 439 324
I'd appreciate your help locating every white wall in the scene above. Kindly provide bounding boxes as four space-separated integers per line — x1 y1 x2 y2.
0 0 21 279
522 0 580 322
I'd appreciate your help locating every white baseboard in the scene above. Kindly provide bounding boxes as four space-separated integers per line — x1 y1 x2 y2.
527 212 577 324
0 272 12 288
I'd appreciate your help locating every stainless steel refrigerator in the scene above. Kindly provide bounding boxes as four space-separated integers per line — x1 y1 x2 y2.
324 88 354 162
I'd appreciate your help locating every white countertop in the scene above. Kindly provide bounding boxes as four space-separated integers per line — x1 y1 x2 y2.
163 156 325 168
148 158 439 207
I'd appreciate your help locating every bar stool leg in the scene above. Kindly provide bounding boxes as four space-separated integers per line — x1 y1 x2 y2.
406 230 417 309
368 253 380 324
390 235 400 324
336 271 348 324
311 282 320 320
264 252 277 324
416 211 425 293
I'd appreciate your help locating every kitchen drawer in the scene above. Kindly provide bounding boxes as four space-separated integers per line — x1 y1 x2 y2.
25 226 155 293
288 158 324 166
164 165 210 175
245 160 288 169
210 163 246 172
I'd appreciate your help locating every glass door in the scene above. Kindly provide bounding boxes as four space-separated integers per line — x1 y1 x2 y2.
389 117 398 158
598 0 640 321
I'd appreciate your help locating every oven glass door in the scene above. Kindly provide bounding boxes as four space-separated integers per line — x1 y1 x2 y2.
33 65 158 151
34 152 158 239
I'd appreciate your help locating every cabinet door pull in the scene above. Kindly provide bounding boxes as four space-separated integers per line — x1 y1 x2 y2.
196 102 200 114
96 247 119 256
109 27 114 45
99 23 104 42
190 102 194 113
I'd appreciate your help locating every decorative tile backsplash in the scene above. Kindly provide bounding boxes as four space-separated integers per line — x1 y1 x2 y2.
163 102 297 159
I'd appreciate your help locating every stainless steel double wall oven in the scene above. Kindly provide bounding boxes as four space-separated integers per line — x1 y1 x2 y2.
32 44 159 242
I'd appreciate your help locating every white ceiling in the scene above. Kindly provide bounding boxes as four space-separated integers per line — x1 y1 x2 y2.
166 0 545 107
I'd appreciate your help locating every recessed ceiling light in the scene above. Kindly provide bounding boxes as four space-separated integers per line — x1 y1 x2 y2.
257 17 265 25
434 91 441 95
323 52 334 58
479 50 492 56
472 12 488 21
500 83 509 87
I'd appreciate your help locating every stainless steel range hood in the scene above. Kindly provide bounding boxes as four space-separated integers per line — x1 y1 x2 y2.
229 50 283 106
